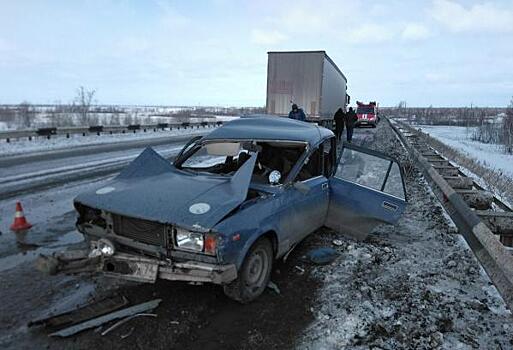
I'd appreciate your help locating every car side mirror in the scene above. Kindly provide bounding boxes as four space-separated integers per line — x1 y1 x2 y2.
293 181 310 194
268 170 282 185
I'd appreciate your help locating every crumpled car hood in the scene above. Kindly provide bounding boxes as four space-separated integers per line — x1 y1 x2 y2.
74 147 257 230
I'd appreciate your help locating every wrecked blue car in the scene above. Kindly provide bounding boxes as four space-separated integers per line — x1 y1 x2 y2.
39 116 407 303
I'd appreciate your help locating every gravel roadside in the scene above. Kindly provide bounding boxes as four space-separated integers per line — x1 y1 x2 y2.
300 122 513 349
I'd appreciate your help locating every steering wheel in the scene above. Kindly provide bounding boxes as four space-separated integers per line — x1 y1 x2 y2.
256 161 272 177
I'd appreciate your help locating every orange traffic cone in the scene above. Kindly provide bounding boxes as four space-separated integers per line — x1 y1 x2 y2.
10 201 32 232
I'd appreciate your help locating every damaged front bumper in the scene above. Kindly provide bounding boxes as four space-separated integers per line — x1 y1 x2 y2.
36 248 237 285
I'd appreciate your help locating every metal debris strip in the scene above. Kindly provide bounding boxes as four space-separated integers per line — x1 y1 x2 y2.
294 265 305 275
120 327 134 339
49 299 162 337
282 243 298 262
28 295 128 329
101 313 157 336
267 281 281 294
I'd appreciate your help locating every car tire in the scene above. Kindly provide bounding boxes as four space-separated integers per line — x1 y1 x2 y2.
223 237 273 303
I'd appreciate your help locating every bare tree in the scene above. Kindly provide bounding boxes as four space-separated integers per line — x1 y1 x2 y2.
124 114 133 126
503 97 513 154
74 86 96 126
110 112 121 126
0 106 16 128
17 101 33 128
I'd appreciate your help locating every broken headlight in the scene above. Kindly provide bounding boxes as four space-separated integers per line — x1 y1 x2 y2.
175 229 204 252
89 238 116 258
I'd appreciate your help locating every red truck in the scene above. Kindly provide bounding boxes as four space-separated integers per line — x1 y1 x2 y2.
356 101 379 127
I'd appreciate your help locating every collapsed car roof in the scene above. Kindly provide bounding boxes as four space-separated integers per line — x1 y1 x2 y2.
203 115 333 146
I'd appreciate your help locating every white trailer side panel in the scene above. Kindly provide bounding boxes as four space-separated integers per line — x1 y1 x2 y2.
320 56 348 117
266 52 324 117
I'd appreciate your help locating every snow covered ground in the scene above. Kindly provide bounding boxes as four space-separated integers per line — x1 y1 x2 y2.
300 123 512 349
418 125 513 177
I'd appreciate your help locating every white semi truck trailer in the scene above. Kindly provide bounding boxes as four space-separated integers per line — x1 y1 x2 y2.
266 50 350 127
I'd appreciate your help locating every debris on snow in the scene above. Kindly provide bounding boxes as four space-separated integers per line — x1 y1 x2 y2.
50 299 161 337
101 313 157 336
28 295 128 329
332 239 343 247
294 266 305 275
120 327 134 339
267 281 281 295
304 247 338 265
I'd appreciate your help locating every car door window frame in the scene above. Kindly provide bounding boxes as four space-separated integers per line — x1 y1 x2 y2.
323 137 336 178
295 148 322 182
335 142 407 201
291 137 334 183
174 135 203 165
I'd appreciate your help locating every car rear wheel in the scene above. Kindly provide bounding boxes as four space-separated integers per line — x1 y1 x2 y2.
223 237 273 303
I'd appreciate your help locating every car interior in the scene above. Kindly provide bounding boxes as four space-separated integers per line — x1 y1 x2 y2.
295 138 336 182
178 138 339 189
179 141 307 185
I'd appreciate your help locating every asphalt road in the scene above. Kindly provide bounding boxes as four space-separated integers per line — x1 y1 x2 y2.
0 132 209 199
0 131 207 168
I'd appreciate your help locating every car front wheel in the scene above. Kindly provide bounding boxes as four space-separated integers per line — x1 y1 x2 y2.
223 237 273 303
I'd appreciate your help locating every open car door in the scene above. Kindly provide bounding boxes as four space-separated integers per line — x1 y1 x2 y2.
325 143 407 239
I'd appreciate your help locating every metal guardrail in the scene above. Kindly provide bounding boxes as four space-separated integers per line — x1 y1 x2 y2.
387 117 513 312
0 121 222 143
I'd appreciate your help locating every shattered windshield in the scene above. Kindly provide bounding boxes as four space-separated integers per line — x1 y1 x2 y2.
180 142 251 175
178 140 306 183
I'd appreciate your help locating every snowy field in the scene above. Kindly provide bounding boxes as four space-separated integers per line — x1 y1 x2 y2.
418 125 513 178
0 103 251 131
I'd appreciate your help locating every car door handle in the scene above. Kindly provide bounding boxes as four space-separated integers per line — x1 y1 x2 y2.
382 201 398 212
321 183 329 190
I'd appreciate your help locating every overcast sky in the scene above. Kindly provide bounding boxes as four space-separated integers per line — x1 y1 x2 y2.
1 0 513 107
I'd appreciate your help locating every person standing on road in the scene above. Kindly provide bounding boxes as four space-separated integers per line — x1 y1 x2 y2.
333 108 345 142
345 107 357 143
288 104 306 121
